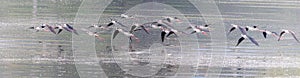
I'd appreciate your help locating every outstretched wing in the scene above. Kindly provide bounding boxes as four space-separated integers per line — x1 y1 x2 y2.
238 26 247 35
140 26 150 34
29 27 35 29
289 31 300 43
272 32 278 36
236 37 245 46
190 31 196 34
161 31 167 42
46 25 56 34
57 29 63 34
107 22 114 27
247 35 259 46
166 31 176 37
186 27 192 30
65 24 74 30
66 24 78 35
113 30 119 39
116 21 127 27
262 31 267 38
228 27 236 34
130 25 137 33
278 31 285 41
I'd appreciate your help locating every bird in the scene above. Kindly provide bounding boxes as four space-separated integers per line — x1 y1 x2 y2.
54 24 64 34
41 24 56 34
82 29 105 41
278 29 299 43
161 27 173 42
55 24 79 35
131 23 150 34
261 29 278 38
160 27 185 42
235 25 259 46
144 20 172 28
106 18 127 27
29 26 47 32
244 26 278 39
143 17 180 29
196 24 210 32
186 24 208 35
228 24 239 35
162 16 181 23
245 26 260 31
149 22 163 29
120 14 134 19
29 24 55 34
88 24 110 30
112 27 140 42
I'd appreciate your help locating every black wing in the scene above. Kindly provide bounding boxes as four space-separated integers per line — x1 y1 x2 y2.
166 31 175 37
229 27 236 33
245 27 249 31
186 27 192 30
236 37 245 46
129 37 132 42
278 31 285 41
41 26 46 28
166 18 171 23
66 24 74 30
29 27 35 29
130 25 137 33
57 29 63 34
190 31 196 34
262 31 267 38
113 30 119 39
107 22 114 27
161 31 167 42
88 26 95 28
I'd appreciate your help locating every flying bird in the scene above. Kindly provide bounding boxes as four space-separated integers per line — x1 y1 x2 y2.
235 25 259 46
187 24 208 35
278 29 299 43
261 29 278 38
131 23 150 34
29 26 47 32
55 24 79 35
112 27 140 42
120 14 134 19
245 26 259 31
41 24 56 34
88 24 108 29
228 24 239 35
82 29 105 41
162 16 181 23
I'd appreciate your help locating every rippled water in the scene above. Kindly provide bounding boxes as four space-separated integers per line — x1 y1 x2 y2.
1 0 300 78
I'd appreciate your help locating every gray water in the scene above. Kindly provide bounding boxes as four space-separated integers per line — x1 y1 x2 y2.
0 0 300 78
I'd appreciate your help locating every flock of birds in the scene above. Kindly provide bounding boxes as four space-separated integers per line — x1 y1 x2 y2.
29 14 300 47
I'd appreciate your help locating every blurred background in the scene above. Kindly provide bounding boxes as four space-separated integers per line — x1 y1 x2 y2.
0 0 300 78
